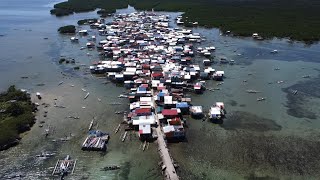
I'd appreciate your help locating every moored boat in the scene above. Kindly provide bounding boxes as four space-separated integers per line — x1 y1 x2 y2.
208 102 225 122
190 106 204 119
70 37 79 42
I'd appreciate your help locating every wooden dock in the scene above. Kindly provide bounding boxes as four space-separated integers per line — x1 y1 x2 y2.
151 90 179 180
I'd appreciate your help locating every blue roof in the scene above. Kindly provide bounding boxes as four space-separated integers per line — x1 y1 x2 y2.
138 87 146 91
88 130 108 137
176 102 189 108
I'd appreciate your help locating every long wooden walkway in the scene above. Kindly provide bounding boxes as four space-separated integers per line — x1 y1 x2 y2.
152 90 179 180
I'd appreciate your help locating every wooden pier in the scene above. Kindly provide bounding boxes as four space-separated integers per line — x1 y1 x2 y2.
151 90 179 180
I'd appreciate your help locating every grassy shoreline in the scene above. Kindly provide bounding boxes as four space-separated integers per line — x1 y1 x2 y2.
50 0 320 43
0 86 37 151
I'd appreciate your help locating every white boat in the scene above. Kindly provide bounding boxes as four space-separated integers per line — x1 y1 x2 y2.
70 37 78 42
257 97 266 101
86 42 95 48
36 152 55 158
271 49 278 54
205 46 215 51
118 94 128 98
84 92 90 99
197 47 203 52
204 52 211 56
79 29 88 35
89 119 94 131
36 92 42 99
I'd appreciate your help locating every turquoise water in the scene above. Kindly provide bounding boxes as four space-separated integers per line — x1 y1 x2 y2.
0 1 320 179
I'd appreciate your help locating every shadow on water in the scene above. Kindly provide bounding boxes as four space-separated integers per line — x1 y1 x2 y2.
174 128 320 179
210 118 224 124
167 137 188 143
118 161 131 180
282 73 320 119
227 99 238 107
220 111 282 132
246 173 280 180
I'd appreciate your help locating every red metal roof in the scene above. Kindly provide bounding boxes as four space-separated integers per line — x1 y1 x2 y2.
151 72 163 77
135 108 151 114
162 109 178 116
142 64 150 69
169 117 181 125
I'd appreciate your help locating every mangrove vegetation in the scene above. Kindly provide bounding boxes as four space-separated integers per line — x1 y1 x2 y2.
51 0 320 43
58 25 76 34
77 18 98 25
50 0 128 16
0 86 37 150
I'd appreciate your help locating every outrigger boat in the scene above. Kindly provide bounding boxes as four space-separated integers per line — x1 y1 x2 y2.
89 119 94 131
36 151 55 158
52 155 76 178
257 97 266 101
101 165 120 171
84 92 90 99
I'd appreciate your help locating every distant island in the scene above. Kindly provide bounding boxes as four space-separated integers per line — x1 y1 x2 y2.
0 86 37 151
58 25 76 34
50 0 320 43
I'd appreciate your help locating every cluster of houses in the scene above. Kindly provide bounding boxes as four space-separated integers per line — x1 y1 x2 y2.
74 11 227 141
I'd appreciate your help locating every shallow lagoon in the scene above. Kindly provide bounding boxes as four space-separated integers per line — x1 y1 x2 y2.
0 1 320 179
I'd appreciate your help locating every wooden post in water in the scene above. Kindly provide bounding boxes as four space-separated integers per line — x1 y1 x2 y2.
52 160 60 175
71 159 77 174
142 141 147 151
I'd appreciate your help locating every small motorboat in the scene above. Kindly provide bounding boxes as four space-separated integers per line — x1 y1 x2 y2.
271 49 278 54
257 97 266 101
70 37 79 42
84 92 90 99
86 42 95 48
36 92 42 100
101 165 120 171
118 94 128 98
246 89 260 93
36 152 55 158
